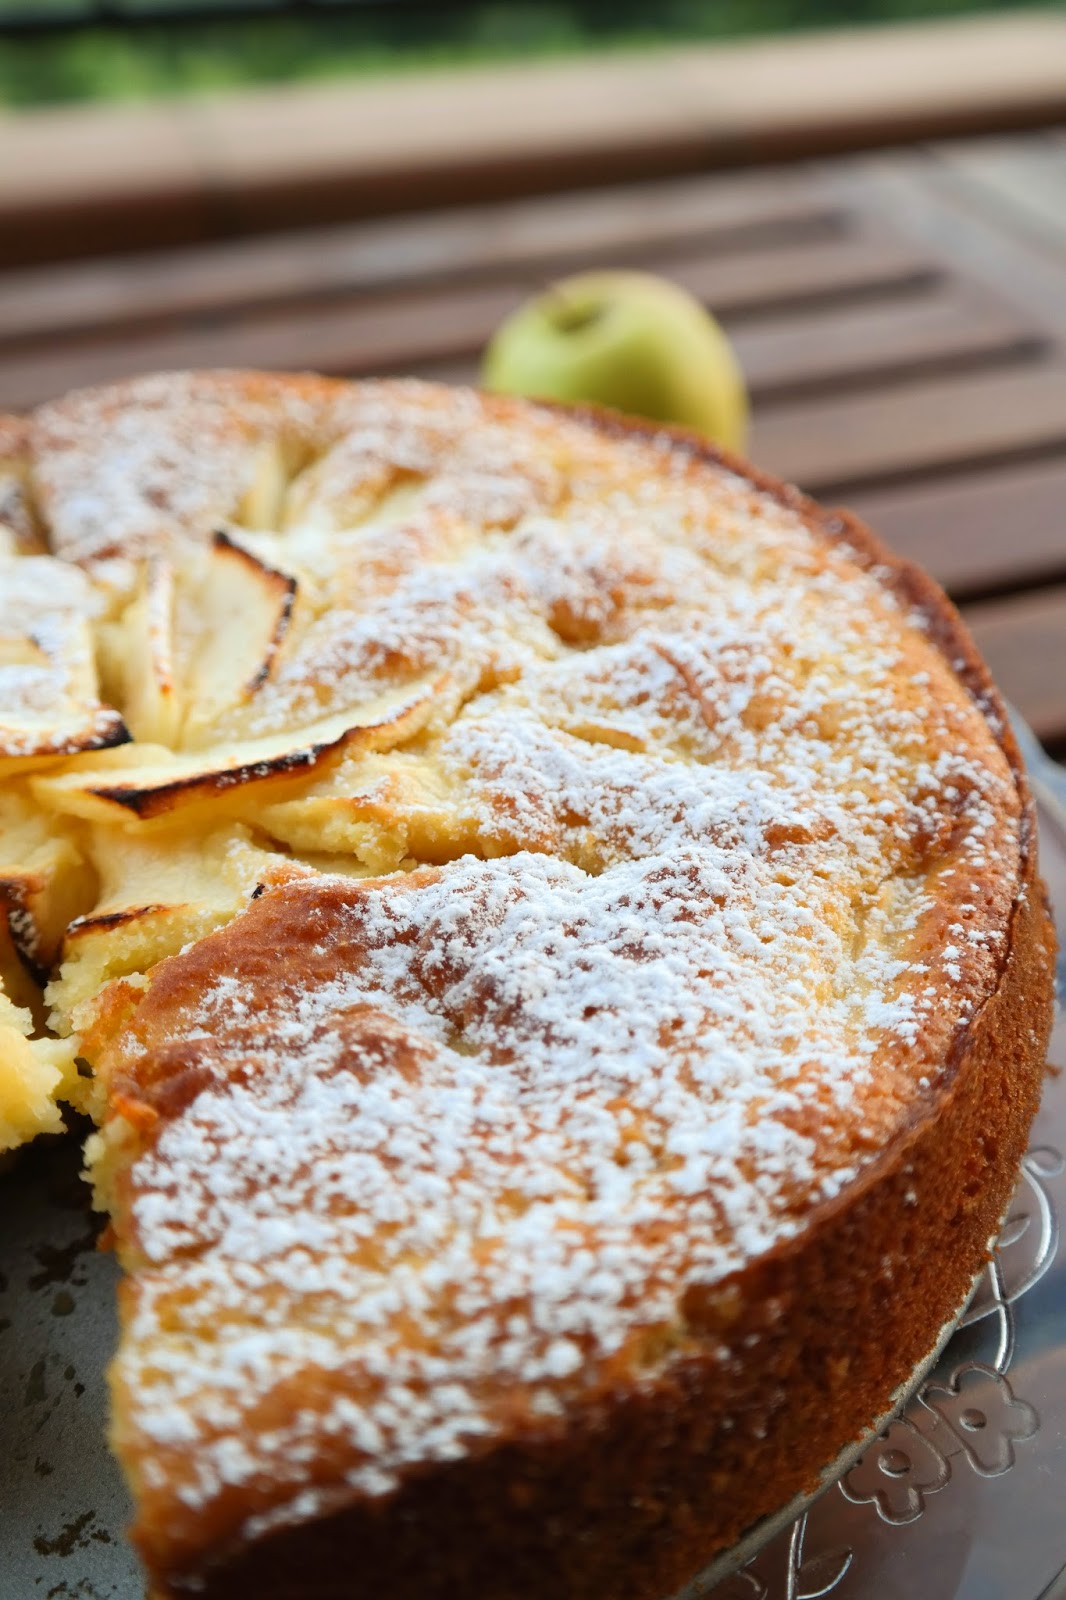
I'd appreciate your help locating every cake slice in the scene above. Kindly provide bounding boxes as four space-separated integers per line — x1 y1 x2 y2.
82 816 1051 1600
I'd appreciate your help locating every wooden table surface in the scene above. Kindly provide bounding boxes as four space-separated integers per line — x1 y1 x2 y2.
2 128 1065 750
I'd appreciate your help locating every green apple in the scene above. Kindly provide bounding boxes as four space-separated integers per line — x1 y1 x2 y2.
481 270 748 454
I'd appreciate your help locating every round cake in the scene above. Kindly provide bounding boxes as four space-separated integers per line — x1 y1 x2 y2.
0 373 1055 1600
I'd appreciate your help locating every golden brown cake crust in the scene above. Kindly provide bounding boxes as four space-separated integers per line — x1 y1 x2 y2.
68 396 1055 1599
174 882 1052 1600
113 850 1053 1600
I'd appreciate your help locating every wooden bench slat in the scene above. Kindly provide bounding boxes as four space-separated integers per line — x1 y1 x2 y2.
933 135 1066 252
752 361 1066 494
963 584 1066 745
0 235 941 415
840 155 1066 339
848 457 1066 600
0 172 840 347
731 286 1038 399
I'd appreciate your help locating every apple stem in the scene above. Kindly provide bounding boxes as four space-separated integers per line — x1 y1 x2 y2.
543 284 604 336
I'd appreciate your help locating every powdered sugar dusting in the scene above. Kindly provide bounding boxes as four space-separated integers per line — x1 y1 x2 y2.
9 375 1023 1558
109 752 1010 1536
106 573 1019 1548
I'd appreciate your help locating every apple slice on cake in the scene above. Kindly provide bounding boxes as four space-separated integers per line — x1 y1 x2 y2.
107 531 300 751
0 553 128 771
31 679 446 827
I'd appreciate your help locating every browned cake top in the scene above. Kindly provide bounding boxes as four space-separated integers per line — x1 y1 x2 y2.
4 373 1017 1574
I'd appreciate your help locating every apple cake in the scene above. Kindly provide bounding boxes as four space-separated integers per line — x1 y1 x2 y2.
0 372 1055 1600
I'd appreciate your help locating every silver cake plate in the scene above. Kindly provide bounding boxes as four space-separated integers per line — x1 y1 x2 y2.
683 1133 1065 1600
673 1251 998 1600
2 775 1065 1600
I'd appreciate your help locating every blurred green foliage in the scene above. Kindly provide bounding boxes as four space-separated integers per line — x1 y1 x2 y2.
0 0 1061 109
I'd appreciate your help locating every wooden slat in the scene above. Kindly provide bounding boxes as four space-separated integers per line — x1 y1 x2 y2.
0 172 840 347
933 134 1066 253
0 285 522 413
5 10 1066 265
730 287 1039 400
837 155 1066 339
963 585 1066 745
0 235 940 415
0 99 210 266
849 457 1066 600
752 361 1066 495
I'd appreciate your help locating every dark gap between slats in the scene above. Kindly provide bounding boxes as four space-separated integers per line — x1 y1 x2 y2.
691 266 944 327
799 435 1066 504
750 335 1049 408
942 561 1066 609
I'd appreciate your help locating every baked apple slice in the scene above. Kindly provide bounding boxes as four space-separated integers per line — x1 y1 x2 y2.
0 414 45 555
0 987 79 1152
29 371 353 581
31 680 444 825
108 532 299 750
0 553 128 769
101 558 181 748
179 532 298 750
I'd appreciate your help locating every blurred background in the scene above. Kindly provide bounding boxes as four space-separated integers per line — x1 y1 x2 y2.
1 0 1065 758
0 1 1062 109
